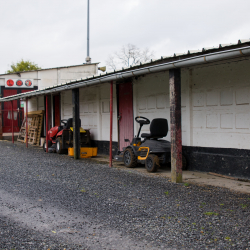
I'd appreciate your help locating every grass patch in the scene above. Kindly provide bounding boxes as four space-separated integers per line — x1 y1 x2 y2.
204 212 219 216
80 188 86 192
164 191 169 195
241 204 247 209
184 183 190 187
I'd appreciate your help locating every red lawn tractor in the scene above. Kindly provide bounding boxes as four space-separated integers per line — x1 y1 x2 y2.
43 118 91 154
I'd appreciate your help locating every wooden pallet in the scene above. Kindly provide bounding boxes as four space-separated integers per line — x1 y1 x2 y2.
17 110 44 145
17 118 27 143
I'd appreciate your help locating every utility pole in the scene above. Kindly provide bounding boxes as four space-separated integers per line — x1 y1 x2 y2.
85 0 91 64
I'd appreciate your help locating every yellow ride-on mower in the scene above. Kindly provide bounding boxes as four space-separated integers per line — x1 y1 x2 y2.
114 116 186 172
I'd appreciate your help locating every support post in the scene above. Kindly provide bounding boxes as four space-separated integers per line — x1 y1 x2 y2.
11 101 14 143
26 98 28 148
109 81 113 168
46 95 48 152
0 103 2 140
169 68 182 183
72 88 80 159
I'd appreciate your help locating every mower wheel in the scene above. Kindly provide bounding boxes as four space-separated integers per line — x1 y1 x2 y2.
145 154 160 173
56 137 67 154
43 140 52 152
123 148 137 168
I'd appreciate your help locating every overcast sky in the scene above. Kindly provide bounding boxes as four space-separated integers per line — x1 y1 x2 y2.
1 0 250 74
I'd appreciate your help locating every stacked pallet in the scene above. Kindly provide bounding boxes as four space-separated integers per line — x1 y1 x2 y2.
17 110 44 145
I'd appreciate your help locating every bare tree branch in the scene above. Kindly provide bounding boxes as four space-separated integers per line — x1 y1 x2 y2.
106 44 154 71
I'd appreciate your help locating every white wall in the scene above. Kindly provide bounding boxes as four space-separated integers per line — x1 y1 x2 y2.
0 64 98 90
133 72 187 144
188 59 250 149
60 83 118 142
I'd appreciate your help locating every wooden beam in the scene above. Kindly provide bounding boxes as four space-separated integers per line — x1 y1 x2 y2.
72 88 80 159
169 68 182 183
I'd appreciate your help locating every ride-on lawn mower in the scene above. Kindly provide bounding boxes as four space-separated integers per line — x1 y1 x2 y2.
114 116 186 172
43 118 91 154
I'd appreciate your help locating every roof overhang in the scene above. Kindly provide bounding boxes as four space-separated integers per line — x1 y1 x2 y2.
1 45 250 102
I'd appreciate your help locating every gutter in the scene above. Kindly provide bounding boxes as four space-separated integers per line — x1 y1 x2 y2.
1 45 250 102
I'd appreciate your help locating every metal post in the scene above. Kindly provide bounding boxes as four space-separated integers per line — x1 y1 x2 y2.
109 81 113 167
0 103 2 140
169 68 182 183
11 101 14 143
26 98 28 148
72 88 80 159
46 95 48 153
87 0 90 58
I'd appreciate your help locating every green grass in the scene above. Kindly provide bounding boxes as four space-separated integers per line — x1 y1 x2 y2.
164 191 169 195
80 188 86 192
184 183 190 187
241 204 247 209
204 212 219 216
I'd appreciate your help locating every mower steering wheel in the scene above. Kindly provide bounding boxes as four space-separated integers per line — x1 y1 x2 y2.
61 119 67 126
135 116 150 125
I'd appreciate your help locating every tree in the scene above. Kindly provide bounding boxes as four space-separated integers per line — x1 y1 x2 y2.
6 59 41 73
106 44 154 71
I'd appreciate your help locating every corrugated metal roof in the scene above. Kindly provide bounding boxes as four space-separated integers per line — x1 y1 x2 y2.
1 39 250 102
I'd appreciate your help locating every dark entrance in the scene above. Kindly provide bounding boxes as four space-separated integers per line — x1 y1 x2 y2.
118 82 134 150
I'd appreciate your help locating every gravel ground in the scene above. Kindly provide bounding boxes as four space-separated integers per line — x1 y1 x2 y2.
0 140 249 250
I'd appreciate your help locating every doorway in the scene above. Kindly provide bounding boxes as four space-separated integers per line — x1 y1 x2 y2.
118 82 134 150
53 94 61 126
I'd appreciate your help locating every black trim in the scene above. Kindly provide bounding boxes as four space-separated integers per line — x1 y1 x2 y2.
183 146 250 179
92 140 118 157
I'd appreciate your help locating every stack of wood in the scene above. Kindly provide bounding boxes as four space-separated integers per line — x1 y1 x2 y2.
17 110 44 145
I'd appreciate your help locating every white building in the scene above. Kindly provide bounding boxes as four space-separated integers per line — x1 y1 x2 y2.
1 40 250 179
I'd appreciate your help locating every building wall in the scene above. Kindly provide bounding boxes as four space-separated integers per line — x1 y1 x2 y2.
133 71 188 144
0 64 98 90
188 59 250 150
60 83 118 143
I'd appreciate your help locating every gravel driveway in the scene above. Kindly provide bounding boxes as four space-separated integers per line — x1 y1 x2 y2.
0 140 249 249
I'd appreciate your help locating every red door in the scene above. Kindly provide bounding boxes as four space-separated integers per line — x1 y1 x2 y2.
2 89 18 133
54 95 60 126
118 82 134 150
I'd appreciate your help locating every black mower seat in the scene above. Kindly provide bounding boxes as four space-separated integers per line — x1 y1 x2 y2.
141 118 168 139
63 118 81 129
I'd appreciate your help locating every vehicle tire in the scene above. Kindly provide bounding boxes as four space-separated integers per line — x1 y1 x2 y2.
56 137 67 154
182 154 187 170
123 148 137 168
145 154 160 173
43 140 52 152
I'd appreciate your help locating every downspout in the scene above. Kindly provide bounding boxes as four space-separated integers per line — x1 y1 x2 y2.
46 95 48 153
11 101 14 143
26 98 28 148
109 81 113 167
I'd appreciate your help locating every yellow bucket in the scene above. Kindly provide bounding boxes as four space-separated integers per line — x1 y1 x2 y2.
68 147 98 158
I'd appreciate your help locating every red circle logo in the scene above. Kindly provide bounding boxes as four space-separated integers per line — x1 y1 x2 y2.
16 80 23 86
6 79 14 86
25 80 32 87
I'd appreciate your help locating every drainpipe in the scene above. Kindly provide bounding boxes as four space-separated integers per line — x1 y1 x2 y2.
46 95 48 153
109 81 113 167
169 68 182 183
26 98 28 148
11 101 14 144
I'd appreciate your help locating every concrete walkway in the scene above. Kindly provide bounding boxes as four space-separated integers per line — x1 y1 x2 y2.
91 155 250 194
